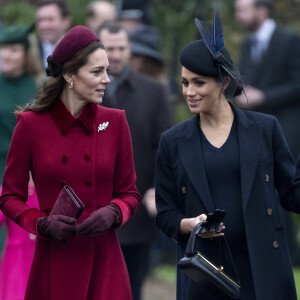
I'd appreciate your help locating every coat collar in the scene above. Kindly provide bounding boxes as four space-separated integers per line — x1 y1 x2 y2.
176 104 262 212
49 98 97 133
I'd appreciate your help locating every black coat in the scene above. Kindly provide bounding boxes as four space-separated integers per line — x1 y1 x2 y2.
238 25 300 159
155 105 300 300
102 67 172 245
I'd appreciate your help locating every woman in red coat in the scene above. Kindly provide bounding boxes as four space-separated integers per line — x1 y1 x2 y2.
0 25 140 300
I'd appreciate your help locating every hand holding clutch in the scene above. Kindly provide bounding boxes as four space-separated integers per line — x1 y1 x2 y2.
77 204 121 238
37 215 77 242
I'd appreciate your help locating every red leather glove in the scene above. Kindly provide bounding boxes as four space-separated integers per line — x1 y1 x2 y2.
37 215 77 242
77 204 121 238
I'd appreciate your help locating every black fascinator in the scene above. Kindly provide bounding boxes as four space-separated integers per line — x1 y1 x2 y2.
180 3 243 98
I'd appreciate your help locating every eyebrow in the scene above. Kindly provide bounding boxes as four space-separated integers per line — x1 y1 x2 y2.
91 66 105 70
181 76 204 81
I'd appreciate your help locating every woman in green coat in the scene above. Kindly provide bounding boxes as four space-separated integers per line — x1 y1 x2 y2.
0 24 42 181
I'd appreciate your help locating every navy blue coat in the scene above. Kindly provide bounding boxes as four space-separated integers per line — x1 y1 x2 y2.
155 105 300 300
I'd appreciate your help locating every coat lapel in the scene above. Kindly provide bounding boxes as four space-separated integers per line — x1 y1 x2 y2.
176 108 262 213
234 107 262 211
176 115 214 212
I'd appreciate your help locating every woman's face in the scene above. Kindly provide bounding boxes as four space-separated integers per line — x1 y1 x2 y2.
0 44 26 77
69 48 110 106
181 66 223 114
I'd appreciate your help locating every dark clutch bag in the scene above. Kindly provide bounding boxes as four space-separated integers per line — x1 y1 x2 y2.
50 185 85 219
178 222 241 299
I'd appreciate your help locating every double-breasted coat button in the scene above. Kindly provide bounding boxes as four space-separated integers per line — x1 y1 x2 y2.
84 154 91 161
265 174 270 182
84 130 91 136
181 187 187 194
60 181 67 188
272 241 279 249
84 180 92 187
61 155 68 163
267 208 273 216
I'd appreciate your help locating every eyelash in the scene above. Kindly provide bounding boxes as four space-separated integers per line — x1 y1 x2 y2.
182 81 204 87
195 81 204 86
92 68 110 75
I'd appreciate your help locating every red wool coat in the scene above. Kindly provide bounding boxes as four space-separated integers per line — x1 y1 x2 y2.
0 99 140 300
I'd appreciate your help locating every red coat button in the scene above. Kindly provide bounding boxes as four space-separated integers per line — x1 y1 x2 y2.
84 180 92 187
61 155 68 163
84 155 91 161
84 130 91 136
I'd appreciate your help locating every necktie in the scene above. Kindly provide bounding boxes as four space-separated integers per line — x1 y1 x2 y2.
251 36 262 63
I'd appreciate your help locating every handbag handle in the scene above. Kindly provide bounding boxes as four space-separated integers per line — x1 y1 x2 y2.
186 222 203 256
185 222 240 285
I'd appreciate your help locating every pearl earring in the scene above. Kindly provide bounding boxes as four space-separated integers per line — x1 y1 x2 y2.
69 82 74 89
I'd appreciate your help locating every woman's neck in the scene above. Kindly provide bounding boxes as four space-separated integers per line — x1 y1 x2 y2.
199 100 234 129
60 88 86 117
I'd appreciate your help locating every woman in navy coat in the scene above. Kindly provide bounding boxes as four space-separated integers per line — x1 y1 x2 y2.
155 8 300 300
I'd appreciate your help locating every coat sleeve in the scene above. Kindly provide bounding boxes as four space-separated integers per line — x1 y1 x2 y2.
110 111 141 225
155 133 187 243
294 155 300 205
0 114 46 235
272 118 300 212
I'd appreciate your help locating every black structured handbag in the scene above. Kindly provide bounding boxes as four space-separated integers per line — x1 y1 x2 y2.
178 222 241 299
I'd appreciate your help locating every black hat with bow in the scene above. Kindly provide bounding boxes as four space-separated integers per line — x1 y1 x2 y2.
180 3 243 98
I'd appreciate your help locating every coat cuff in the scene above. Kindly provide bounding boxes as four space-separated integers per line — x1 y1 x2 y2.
19 208 47 236
110 199 131 226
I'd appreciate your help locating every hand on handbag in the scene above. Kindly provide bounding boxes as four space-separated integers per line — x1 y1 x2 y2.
37 215 77 242
197 209 225 234
76 204 121 238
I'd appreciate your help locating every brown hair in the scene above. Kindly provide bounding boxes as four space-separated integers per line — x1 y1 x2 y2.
16 40 105 114
24 33 44 78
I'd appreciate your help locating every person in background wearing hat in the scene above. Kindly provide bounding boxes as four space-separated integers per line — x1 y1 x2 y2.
36 0 71 68
0 25 140 300
85 1 117 32
130 24 178 117
97 20 172 300
155 6 300 300
0 24 41 181
118 0 152 34
234 0 300 265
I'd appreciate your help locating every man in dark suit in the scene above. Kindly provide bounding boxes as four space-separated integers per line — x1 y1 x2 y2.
235 0 300 265
35 0 71 68
97 21 172 300
235 0 300 160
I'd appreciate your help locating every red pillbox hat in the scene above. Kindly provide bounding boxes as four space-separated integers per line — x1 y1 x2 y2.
52 25 100 65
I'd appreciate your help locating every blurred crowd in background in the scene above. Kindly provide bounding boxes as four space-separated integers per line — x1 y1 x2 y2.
1 0 300 299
